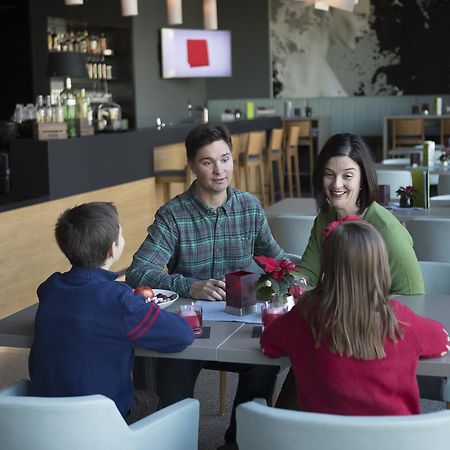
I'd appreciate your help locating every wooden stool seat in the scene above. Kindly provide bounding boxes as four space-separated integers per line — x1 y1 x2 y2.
265 128 285 204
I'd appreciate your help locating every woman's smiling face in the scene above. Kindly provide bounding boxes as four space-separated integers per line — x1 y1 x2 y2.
323 156 362 218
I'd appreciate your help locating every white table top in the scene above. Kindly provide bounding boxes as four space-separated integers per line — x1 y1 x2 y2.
264 198 450 223
1 295 450 375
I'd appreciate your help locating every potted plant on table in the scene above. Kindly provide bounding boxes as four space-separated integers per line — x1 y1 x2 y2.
396 185 417 208
254 256 307 309
439 149 450 167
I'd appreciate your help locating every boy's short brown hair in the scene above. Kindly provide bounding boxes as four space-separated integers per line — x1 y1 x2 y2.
55 202 120 269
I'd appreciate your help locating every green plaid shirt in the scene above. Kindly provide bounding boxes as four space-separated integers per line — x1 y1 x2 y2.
126 184 285 297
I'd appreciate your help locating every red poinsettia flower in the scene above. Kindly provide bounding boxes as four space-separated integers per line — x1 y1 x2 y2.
255 256 297 281
323 214 362 239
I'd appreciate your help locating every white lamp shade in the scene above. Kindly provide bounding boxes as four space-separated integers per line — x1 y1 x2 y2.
203 0 218 30
314 0 329 11
65 0 83 4
329 0 356 11
121 0 138 16
167 0 183 25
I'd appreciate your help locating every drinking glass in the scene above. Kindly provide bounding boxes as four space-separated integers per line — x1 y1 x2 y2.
261 302 286 329
177 304 203 336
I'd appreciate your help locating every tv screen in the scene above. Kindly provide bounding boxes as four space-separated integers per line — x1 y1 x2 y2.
161 28 232 79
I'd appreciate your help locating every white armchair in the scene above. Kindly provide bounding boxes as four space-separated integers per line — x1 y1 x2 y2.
0 380 199 450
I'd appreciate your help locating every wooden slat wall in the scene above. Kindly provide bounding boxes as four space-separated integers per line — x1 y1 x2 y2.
0 177 156 319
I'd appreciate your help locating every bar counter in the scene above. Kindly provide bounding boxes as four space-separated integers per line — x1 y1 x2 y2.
0 117 281 320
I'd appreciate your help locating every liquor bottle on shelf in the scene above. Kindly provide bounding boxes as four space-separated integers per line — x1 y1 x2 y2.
60 77 77 137
53 97 64 123
44 95 53 123
35 95 45 123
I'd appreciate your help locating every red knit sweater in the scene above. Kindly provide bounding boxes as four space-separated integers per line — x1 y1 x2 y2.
261 300 448 415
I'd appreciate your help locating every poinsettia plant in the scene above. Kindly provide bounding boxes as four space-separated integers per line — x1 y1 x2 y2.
396 185 417 200
254 256 306 302
439 149 450 163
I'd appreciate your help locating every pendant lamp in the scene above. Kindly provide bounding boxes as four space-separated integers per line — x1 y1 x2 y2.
65 0 83 4
167 0 183 25
121 0 138 16
203 0 218 30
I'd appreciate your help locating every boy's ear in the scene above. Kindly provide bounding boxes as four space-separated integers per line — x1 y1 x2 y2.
109 241 118 259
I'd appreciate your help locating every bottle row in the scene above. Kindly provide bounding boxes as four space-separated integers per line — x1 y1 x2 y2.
13 79 93 138
47 29 110 56
86 61 113 80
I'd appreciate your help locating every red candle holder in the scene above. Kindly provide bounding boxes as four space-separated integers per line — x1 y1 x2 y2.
225 271 258 316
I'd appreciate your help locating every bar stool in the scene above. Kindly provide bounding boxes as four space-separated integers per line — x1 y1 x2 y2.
283 125 301 198
231 134 243 190
240 130 268 207
297 121 314 194
154 142 195 202
265 128 285 204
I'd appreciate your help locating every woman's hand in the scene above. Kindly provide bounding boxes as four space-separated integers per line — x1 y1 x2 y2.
189 279 226 301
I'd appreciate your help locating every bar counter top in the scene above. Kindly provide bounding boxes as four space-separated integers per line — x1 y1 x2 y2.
5 116 282 211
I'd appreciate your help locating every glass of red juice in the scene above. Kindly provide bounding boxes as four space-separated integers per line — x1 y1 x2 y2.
177 304 203 336
261 303 286 329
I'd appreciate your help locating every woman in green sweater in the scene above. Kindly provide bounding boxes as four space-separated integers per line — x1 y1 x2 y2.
300 132 424 295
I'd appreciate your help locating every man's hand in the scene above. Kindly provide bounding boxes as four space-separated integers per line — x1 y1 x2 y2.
190 279 226 301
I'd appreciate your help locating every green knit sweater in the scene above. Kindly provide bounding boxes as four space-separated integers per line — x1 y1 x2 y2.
299 202 424 295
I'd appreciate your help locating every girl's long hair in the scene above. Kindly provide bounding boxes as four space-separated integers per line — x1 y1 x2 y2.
298 221 403 360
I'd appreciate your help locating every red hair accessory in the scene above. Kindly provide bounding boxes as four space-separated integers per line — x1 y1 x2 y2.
323 215 362 239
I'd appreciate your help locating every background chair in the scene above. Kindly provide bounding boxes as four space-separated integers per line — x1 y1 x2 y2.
441 118 450 146
0 379 199 450
266 215 315 258
240 130 268 207
430 194 450 207
230 133 243 190
381 157 410 165
376 169 413 201
236 399 450 450
406 218 450 263
437 173 450 195
283 125 301 198
419 261 450 294
265 128 285 205
391 118 424 149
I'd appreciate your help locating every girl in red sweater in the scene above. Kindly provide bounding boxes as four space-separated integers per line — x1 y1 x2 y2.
261 220 449 415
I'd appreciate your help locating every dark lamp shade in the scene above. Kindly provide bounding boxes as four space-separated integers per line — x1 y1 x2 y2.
46 52 88 78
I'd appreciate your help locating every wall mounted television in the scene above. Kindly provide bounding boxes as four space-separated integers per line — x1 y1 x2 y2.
160 28 232 79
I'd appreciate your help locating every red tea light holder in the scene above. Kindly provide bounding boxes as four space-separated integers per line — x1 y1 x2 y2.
377 184 391 206
225 271 258 316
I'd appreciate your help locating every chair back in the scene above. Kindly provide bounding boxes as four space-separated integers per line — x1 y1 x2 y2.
438 173 450 195
441 118 450 146
406 218 450 263
419 261 450 294
268 129 283 155
267 214 315 257
286 125 300 149
236 400 450 450
244 131 265 159
376 169 413 200
392 118 424 148
0 380 199 450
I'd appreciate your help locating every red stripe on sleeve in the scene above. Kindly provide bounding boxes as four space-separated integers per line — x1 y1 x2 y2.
131 306 161 341
127 302 156 338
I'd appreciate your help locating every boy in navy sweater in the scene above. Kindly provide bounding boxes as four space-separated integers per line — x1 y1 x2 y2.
29 202 194 423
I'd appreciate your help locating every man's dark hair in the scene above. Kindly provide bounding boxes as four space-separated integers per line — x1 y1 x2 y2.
185 123 232 161
313 133 378 214
55 202 120 269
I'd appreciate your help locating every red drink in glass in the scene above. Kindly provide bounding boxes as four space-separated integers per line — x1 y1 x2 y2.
178 305 203 336
261 304 286 328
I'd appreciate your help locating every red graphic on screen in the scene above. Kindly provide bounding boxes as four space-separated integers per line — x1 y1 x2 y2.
187 39 210 67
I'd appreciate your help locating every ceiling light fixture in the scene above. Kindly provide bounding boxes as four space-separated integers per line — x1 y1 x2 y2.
167 0 183 25
203 0 218 30
121 0 138 16
65 0 83 5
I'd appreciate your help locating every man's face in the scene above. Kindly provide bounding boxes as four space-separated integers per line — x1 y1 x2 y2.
188 140 233 196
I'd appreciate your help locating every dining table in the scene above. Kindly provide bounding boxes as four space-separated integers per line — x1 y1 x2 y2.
264 197 450 224
1 295 450 377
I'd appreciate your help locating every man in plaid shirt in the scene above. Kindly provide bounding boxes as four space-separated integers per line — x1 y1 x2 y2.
127 123 286 449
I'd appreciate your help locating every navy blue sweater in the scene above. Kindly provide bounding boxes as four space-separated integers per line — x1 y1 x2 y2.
29 266 194 416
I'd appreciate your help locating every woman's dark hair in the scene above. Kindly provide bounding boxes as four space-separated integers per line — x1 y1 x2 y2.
55 202 120 269
185 123 232 161
313 133 378 213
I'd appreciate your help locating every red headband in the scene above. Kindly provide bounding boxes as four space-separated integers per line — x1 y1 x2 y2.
323 215 362 240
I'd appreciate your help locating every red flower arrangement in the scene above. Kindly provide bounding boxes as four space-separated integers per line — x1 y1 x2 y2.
396 185 417 199
254 256 306 302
